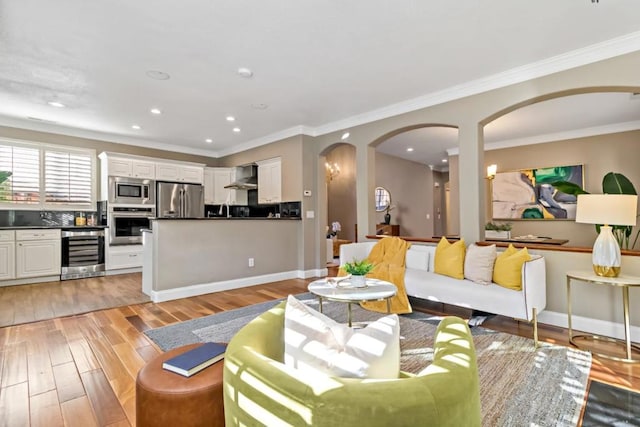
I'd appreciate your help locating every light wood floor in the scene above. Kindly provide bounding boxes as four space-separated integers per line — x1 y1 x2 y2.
0 274 150 327
0 273 638 426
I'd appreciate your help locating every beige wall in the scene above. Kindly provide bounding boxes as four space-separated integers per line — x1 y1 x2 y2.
325 147 438 240
326 144 357 242
449 129 640 247
375 152 433 237
433 170 448 236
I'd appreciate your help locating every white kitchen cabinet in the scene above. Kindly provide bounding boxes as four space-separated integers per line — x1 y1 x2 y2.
105 157 155 179
257 158 282 204
208 168 247 205
15 229 61 279
0 231 15 281
106 244 143 270
213 168 232 204
203 168 215 204
156 163 204 184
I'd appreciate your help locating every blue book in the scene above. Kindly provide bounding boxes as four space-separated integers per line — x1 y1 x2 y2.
162 342 227 377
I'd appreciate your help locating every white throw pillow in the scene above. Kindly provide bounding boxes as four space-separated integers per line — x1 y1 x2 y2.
464 244 497 285
284 295 400 379
405 247 430 271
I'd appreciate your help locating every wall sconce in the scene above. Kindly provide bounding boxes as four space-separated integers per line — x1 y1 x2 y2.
486 164 497 180
325 162 340 181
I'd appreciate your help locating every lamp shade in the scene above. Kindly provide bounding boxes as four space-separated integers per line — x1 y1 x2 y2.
575 194 638 226
576 194 638 277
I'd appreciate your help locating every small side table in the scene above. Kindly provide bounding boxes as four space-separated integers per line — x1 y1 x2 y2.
308 278 397 327
566 270 640 363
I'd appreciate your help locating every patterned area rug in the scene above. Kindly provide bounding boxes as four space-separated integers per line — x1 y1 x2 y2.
145 294 592 427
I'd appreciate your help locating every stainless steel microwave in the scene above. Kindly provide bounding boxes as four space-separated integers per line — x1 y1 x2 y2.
108 176 155 205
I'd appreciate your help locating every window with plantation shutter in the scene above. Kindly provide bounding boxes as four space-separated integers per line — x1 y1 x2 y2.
0 144 41 204
44 150 93 206
0 139 96 209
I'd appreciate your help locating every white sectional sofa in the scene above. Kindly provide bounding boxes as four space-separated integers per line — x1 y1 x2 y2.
340 241 547 345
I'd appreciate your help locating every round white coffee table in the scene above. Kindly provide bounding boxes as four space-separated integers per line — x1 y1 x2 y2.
307 278 397 327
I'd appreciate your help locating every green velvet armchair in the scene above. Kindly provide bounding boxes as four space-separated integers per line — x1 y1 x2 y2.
223 301 481 427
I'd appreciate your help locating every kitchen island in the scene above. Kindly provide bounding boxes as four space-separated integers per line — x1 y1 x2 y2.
142 217 314 302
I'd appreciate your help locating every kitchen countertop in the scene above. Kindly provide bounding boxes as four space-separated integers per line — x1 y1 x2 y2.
0 225 108 230
151 217 301 221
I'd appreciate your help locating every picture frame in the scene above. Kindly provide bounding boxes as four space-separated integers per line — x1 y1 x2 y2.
491 164 584 220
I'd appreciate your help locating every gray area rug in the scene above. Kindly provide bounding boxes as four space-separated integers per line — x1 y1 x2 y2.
145 294 592 427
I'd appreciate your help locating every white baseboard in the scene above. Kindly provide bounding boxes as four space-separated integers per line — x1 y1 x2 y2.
298 268 328 279
149 270 325 303
0 275 61 287
539 310 640 343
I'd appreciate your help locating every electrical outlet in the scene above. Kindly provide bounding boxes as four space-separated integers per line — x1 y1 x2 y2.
248 258 255 267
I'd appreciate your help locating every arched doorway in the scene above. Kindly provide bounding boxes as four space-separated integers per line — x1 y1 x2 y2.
371 124 458 238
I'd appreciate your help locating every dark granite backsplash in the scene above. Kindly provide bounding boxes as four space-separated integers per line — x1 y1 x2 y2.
0 210 93 227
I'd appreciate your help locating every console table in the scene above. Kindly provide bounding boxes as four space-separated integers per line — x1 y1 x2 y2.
566 270 640 363
376 224 399 236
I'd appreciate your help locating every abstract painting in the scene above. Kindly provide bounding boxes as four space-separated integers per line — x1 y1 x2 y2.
491 164 584 220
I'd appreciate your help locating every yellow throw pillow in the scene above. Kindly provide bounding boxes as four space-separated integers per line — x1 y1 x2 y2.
493 244 531 291
434 237 466 279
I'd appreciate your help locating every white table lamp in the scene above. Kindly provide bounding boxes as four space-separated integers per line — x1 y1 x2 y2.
575 194 638 277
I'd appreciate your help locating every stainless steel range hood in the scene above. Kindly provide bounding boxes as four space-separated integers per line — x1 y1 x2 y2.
224 165 258 190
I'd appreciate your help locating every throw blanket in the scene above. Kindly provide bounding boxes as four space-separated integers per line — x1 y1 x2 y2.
341 237 412 314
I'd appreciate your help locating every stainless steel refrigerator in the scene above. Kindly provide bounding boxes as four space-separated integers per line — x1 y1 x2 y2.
156 182 204 218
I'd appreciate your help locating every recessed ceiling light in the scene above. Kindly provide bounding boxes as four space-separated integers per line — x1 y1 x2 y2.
132 124 142 130
205 138 213 144
150 108 162 115
233 127 241 133
251 103 268 110
48 101 65 108
237 67 253 78
146 70 171 80
226 116 235 122
406 147 414 152
341 132 350 140
442 158 448 163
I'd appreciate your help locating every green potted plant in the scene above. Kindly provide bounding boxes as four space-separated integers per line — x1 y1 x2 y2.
552 172 639 249
342 258 374 288
484 222 512 239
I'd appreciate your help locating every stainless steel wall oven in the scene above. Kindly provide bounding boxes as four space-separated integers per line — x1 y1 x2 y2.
61 229 106 280
108 206 155 245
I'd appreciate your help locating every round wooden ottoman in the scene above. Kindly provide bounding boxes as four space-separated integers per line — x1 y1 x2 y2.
136 343 225 427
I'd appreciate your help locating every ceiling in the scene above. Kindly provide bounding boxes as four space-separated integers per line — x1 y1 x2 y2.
0 1 639 158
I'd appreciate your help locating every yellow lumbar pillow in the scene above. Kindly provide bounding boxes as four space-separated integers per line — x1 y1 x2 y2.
493 244 531 291
434 237 466 279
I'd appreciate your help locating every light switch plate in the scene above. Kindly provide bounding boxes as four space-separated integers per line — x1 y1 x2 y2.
306 210 315 218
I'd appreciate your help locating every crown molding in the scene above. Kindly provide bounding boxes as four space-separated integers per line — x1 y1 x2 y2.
0 116 218 158
447 120 640 156
215 125 315 157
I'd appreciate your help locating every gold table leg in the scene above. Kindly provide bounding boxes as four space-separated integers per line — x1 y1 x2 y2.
318 297 323 313
623 285 631 360
567 276 573 343
348 303 352 327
